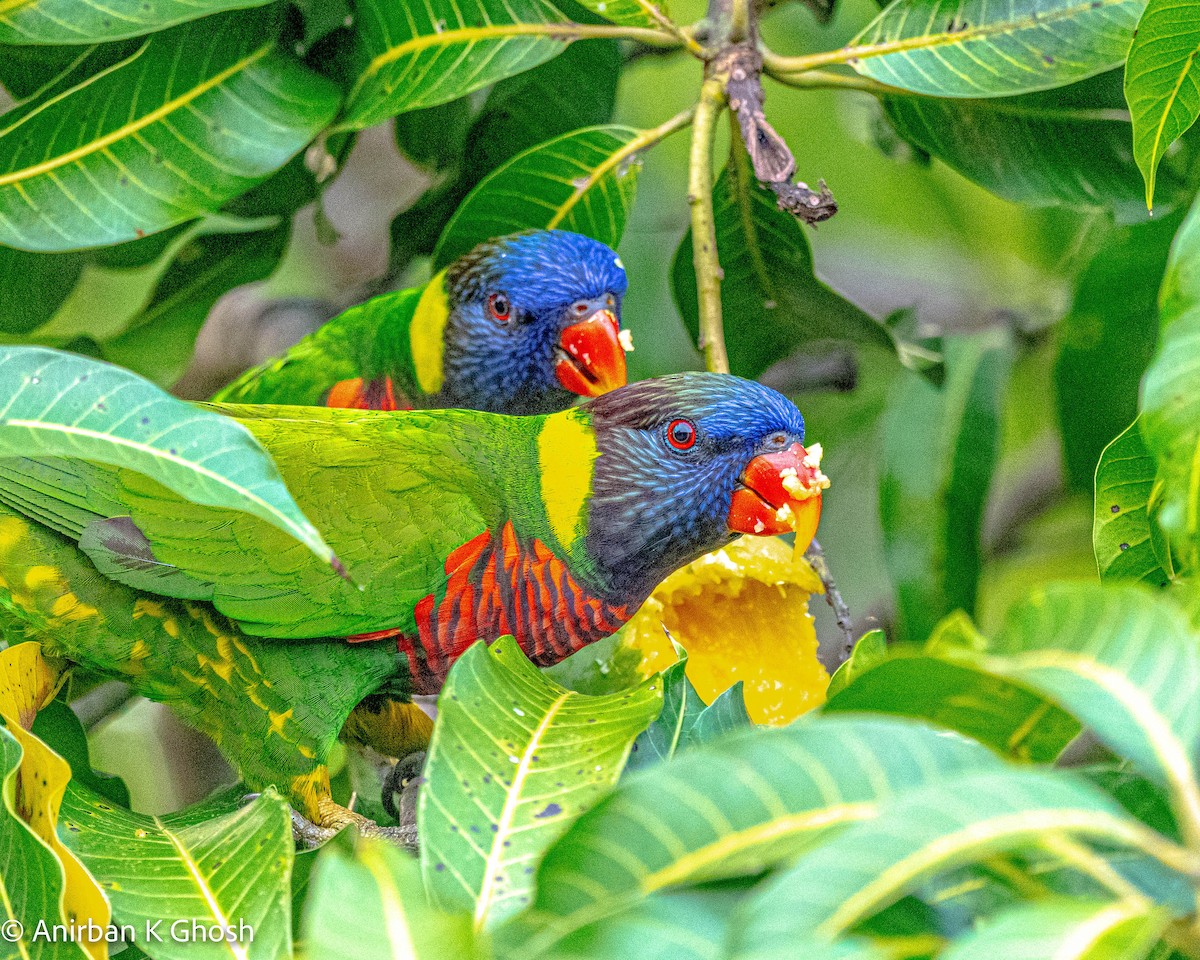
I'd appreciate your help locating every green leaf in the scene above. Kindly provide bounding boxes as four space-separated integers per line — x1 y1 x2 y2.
673 144 893 381
0 724 89 960
302 838 482 960
0 10 340 251
981 583 1200 829
879 331 1013 643
31 699 129 809
882 73 1192 223
506 716 1001 958
569 0 662 27
432 125 642 270
625 649 751 773
418 636 661 928
0 346 339 567
730 769 1179 956
1093 422 1171 586
340 0 569 129
102 220 290 385
0 0 273 44
60 785 293 960
823 652 1081 763
849 0 1144 97
1056 214 1180 490
388 38 621 274
0 245 83 335
940 898 1170 960
825 629 886 699
1125 0 1200 209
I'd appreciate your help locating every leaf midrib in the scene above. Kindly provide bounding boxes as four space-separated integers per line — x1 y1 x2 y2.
0 41 273 187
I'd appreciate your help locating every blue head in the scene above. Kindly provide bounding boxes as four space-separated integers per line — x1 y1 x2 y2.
441 231 630 415
580 373 822 601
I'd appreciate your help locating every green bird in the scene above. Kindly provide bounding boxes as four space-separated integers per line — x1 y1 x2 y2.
0 373 825 831
215 230 630 415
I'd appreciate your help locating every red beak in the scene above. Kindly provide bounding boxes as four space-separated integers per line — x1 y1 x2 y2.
728 442 826 552
555 309 627 398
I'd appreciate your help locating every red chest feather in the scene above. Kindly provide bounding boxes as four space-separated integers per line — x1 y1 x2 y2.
349 522 627 694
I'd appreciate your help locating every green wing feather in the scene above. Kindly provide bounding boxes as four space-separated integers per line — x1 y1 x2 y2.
0 405 542 641
213 288 423 406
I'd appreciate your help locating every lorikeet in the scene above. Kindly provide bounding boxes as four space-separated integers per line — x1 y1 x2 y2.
0 374 825 830
215 230 630 414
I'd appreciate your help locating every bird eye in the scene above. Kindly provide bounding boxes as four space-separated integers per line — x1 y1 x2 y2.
489 293 511 323
667 419 697 451
769 432 788 449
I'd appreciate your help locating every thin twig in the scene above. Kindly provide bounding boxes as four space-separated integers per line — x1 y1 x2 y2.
688 77 730 374
804 538 856 663
763 66 910 97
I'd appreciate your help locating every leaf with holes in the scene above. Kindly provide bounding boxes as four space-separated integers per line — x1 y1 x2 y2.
0 0 273 44
939 898 1170 960
0 347 338 568
302 838 482 960
1125 0 1200 209
59 785 292 960
847 0 1144 97
0 9 339 251
1093 422 1171 585
497 716 1001 959
673 144 893 380
433 125 643 270
418 636 661 929
882 71 1195 223
730 769 1182 958
341 0 569 129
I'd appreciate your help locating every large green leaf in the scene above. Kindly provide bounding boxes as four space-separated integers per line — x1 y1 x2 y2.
60 785 292 960
673 144 893 380
501 716 1001 959
0 346 338 567
433 125 642 270
389 39 621 275
0 10 339 251
849 0 1144 97
1093 422 1171 586
569 0 663 27
1125 0 1200 209
341 0 568 129
1142 174 1200 576
301 838 482 960
981 583 1200 837
940 898 1169 960
730 769 1185 958
0 724 89 960
1056 214 1178 490
418 636 661 929
0 245 82 335
823 652 1081 763
0 0 272 44
879 331 1013 643
882 72 1193 223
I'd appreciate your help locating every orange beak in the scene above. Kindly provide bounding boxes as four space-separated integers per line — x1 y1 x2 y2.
728 442 826 553
555 309 627 398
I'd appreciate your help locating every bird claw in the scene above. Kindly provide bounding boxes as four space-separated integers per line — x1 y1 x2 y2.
289 796 419 852
381 750 426 826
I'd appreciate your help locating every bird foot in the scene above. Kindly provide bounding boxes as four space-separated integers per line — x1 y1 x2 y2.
290 796 418 851
382 750 426 826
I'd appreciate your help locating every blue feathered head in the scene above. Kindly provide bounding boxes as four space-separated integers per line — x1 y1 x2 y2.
441 230 630 415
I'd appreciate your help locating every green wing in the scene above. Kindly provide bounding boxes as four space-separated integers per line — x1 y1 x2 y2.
213 288 423 406
0 406 528 641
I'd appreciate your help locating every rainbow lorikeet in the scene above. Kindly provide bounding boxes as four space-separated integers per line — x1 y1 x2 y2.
215 230 630 414
0 374 825 830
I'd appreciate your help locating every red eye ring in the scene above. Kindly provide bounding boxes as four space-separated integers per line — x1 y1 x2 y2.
667 419 696 450
489 293 511 323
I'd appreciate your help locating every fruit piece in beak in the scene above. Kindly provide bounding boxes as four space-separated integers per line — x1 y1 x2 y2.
728 442 829 552
555 309 627 398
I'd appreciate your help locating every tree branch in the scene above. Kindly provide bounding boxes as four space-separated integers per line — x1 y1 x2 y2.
688 76 730 374
804 538 856 663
